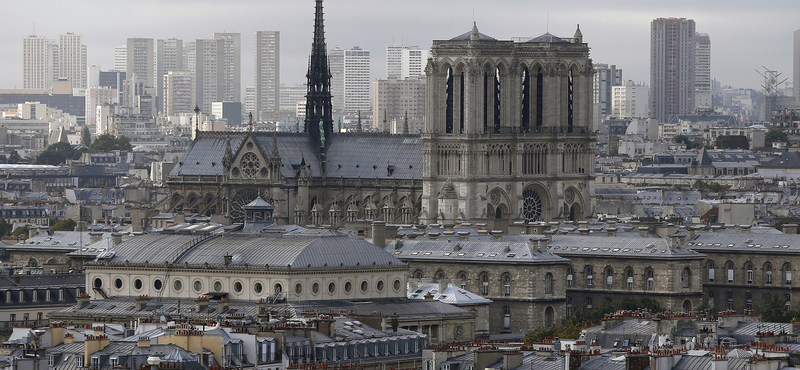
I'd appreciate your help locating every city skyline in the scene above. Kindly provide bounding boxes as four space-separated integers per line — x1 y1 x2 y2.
2 0 799 95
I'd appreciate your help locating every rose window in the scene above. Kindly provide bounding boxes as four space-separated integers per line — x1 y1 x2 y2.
241 152 260 178
522 188 543 222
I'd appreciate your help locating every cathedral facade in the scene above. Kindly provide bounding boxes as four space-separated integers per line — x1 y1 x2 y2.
167 5 595 229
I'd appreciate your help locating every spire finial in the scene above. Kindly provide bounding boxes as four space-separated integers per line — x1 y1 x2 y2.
403 111 409 135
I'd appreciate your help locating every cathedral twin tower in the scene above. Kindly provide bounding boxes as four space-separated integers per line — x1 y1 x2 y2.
421 23 595 227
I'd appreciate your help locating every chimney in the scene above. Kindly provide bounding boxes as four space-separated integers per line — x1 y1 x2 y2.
89 232 103 244
424 292 434 300
111 232 123 246
218 297 229 313
784 224 798 235
428 232 440 240
457 231 470 241
529 236 549 253
224 253 233 266
740 224 751 233
29 226 40 237
195 296 209 312
548 222 560 231
578 228 590 236
491 230 503 241
606 227 617 237
638 227 650 238
688 225 701 240
372 221 386 248
503 351 524 370
710 355 728 370
391 313 399 332
135 295 150 311
174 212 186 224
477 229 489 236
76 293 91 308
63 333 74 344
711 225 722 232
138 336 151 348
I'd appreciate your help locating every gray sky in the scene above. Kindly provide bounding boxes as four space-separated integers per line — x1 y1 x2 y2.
3 0 800 92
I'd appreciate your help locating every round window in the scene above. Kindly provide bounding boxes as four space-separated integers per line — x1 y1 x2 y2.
94 278 103 288
153 279 163 291
295 283 302 295
254 282 263 294
344 281 352 293
234 281 243 293
214 281 223 292
360 281 368 293
393 279 401 291
377 280 385 292
328 282 336 294
194 280 203 292
114 278 122 289
173 280 183 292
134 279 143 290
312 282 320 295
274 283 283 294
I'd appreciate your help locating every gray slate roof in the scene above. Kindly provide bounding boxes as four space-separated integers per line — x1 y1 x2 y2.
170 132 423 180
407 282 492 305
688 231 800 252
387 239 568 264
549 235 701 258
104 232 403 268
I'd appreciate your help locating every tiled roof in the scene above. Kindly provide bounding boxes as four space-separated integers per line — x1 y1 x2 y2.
688 232 800 252
407 282 492 305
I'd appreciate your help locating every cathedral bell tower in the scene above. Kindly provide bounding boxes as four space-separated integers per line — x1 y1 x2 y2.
420 24 596 229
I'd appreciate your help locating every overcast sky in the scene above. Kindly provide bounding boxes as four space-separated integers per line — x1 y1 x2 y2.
3 0 799 93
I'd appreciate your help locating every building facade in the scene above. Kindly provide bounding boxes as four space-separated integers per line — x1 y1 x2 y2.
213 32 242 104
330 47 371 112
650 18 695 123
58 33 87 89
155 38 184 113
255 31 280 118
593 63 622 118
612 80 649 118
163 71 196 116
22 35 58 90
695 33 711 109
373 77 426 133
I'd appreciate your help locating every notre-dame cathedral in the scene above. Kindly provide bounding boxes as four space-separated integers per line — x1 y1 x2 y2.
167 1 596 230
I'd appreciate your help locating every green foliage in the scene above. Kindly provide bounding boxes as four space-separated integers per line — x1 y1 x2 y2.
0 219 9 237
702 181 730 192
760 294 800 322
80 125 91 146
89 134 132 152
523 297 666 341
35 142 76 165
49 218 77 231
12 225 29 237
674 135 701 149
715 135 749 149
7 151 21 164
765 128 788 147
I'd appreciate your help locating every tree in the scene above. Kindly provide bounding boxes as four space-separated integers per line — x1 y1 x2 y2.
765 128 788 148
7 151 21 164
50 218 77 231
35 142 75 165
12 225 29 238
0 219 9 237
715 135 749 149
674 135 701 149
81 125 92 146
90 134 133 152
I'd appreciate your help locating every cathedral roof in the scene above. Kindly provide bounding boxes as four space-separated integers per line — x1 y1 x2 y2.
244 195 273 209
100 231 404 268
170 132 422 180
450 22 497 41
527 33 569 43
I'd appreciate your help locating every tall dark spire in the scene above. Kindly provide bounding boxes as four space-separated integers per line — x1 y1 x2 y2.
305 0 334 151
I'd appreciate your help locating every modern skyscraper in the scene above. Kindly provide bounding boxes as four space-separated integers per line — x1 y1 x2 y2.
22 35 58 90
793 29 800 101
156 38 184 113
163 71 195 116
650 18 695 123
126 38 154 89
114 45 127 72
194 38 223 113
183 41 196 75
386 44 428 79
279 85 307 112
695 33 711 109
373 77 426 133
613 80 649 119
329 46 371 112
254 31 280 118
58 33 87 89
213 32 241 103
244 86 256 115
593 63 622 118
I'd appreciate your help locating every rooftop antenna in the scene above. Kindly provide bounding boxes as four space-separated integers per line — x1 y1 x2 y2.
547 12 549 33
32 22 36 37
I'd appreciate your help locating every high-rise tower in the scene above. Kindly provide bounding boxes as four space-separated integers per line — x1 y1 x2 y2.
255 31 280 119
304 0 333 149
650 18 695 122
